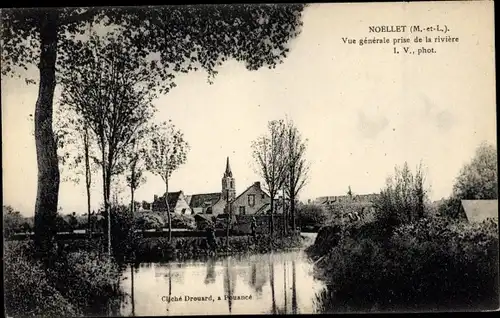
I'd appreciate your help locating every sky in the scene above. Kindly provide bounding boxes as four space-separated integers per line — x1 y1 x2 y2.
2 2 496 216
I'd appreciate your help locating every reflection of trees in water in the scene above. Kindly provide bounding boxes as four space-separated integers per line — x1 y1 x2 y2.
283 260 288 314
249 261 268 295
269 255 277 315
292 260 297 314
164 263 172 315
223 258 236 313
204 257 216 285
131 264 136 317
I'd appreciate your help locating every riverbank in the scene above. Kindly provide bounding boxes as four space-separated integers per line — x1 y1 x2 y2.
307 218 499 313
131 233 306 262
4 240 124 317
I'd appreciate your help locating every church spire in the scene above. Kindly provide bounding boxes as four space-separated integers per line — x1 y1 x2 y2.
225 156 232 177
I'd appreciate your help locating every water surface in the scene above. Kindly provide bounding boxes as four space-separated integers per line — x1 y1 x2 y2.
119 235 325 316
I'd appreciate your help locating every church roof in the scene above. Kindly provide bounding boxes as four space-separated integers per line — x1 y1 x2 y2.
189 192 222 209
224 156 233 177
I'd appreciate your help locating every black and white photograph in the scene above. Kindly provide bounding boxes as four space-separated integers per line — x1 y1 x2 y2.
2 1 498 316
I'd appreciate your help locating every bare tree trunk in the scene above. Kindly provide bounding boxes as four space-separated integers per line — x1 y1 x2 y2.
131 187 135 215
282 186 286 236
270 192 275 236
165 178 172 242
84 127 92 239
291 198 296 232
33 12 60 257
102 161 112 257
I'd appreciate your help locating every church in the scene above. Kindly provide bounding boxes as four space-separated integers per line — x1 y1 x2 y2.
185 157 282 216
148 157 284 216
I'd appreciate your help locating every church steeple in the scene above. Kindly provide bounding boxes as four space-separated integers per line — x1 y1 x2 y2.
224 156 232 177
222 156 236 202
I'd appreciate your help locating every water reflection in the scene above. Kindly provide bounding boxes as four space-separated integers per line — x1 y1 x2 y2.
205 258 216 285
121 250 324 316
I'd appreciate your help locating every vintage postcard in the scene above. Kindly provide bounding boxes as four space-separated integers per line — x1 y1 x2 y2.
2 1 498 316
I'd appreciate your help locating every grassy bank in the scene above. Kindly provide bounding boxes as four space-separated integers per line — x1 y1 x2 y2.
307 218 499 313
4 240 124 317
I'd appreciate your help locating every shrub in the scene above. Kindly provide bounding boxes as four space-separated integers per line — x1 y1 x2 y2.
111 205 140 260
296 204 328 227
312 218 499 312
47 250 123 314
135 211 165 230
171 214 196 229
4 240 124 317
3 205 25 237
4 241 80 317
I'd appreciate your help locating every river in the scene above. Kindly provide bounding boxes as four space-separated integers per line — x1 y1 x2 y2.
118 233 326 316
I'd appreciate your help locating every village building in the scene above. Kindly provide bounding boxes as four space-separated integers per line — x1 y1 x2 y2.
458 199 498 223
309 193 379 221
187 157 284 217
149 191 193 215
138 157 286 221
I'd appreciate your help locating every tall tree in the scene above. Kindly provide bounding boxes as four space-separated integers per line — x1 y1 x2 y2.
373 161 428 228
144 121 189 242
439 142 497 219
252 120 288 235
453 142 498 200
1 5 305 252
54 105 98 238
283 119 309 231
58 33 156 256
125 137 148 216
1 8 105 254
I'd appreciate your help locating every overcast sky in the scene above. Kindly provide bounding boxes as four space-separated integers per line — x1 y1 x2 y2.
2 2 496 216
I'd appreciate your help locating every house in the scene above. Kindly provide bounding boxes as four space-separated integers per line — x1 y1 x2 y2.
151 191 192 215
313 193 380 205
458 200 498 223
188 156 284 217
229 181 286 216
310 192 380 221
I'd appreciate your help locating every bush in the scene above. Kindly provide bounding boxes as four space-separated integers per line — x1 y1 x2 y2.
3 205 25 237
4 240 124 317
4 241 80 317
47 250 123 314
296 204 328 228
171 214 196 229
135 211 165 230
111 205 140 261
311 218 499 312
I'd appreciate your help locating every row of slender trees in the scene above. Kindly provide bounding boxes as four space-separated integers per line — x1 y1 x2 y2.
1 5 306 256
251 118 309 235
55 34 190 256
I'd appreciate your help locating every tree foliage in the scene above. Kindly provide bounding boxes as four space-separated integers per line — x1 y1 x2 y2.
110 5 306 91
283 118 309 229
144 121 189 183
438 142 498 219
296 204 328 227
144 120 190 241
58 32 156 256
252 119 288 234
1 4 306 253
373 162 428 228
453 142 498 200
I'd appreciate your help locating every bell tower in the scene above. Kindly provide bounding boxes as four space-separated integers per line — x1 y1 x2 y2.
221 156 236 202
